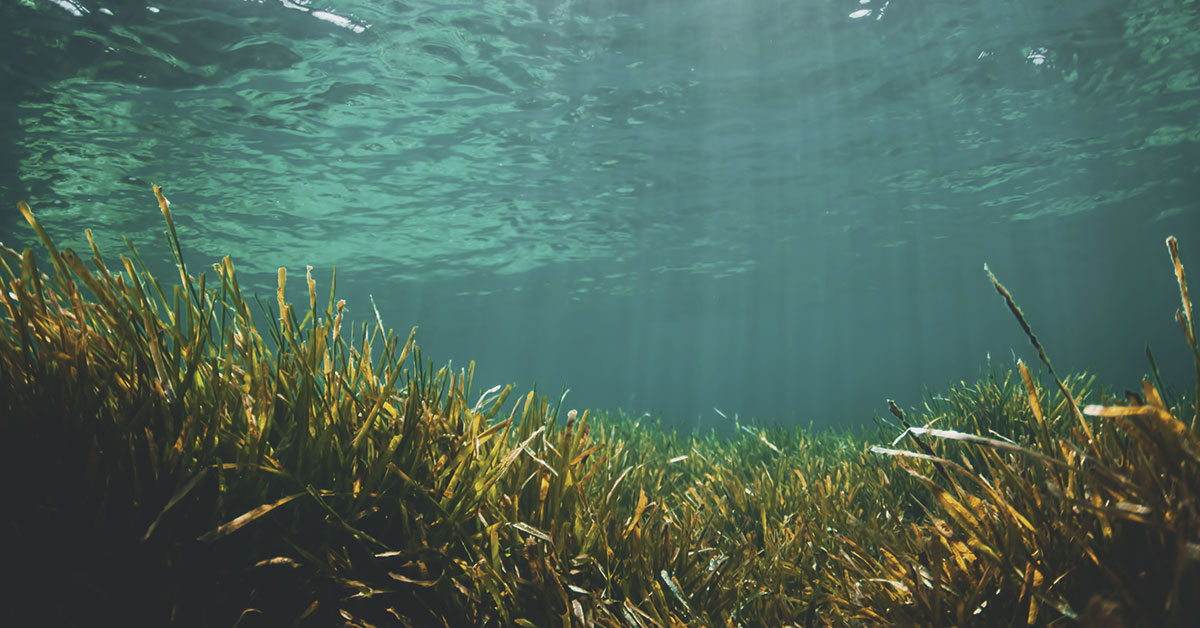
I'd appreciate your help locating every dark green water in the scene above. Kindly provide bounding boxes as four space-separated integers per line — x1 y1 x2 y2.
3 0 1198 429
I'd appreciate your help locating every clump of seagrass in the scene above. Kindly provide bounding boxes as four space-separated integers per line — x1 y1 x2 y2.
3 186 884 627
3 185 1197 628
863 239 1200 627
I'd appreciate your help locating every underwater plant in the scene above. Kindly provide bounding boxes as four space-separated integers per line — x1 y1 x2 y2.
2 187 1196 627
861 239 1200 627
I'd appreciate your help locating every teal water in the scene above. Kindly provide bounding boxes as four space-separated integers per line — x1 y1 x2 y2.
3 0 1198 429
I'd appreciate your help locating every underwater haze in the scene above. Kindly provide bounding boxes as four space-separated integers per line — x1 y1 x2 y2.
3 0 1199 430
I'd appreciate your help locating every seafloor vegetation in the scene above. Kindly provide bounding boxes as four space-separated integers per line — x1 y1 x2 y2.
2 187 1198 627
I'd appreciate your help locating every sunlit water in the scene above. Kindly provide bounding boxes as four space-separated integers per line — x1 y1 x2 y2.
3 0 1198 429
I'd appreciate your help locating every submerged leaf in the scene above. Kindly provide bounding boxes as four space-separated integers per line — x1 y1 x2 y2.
198 492 305 542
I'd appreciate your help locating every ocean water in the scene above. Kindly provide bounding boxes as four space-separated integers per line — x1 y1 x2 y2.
2 0 1198 430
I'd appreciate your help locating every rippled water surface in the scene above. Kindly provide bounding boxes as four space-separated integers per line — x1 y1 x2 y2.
4 0 1199 427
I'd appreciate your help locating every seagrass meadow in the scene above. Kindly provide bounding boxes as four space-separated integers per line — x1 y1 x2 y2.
2 187 1199 627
